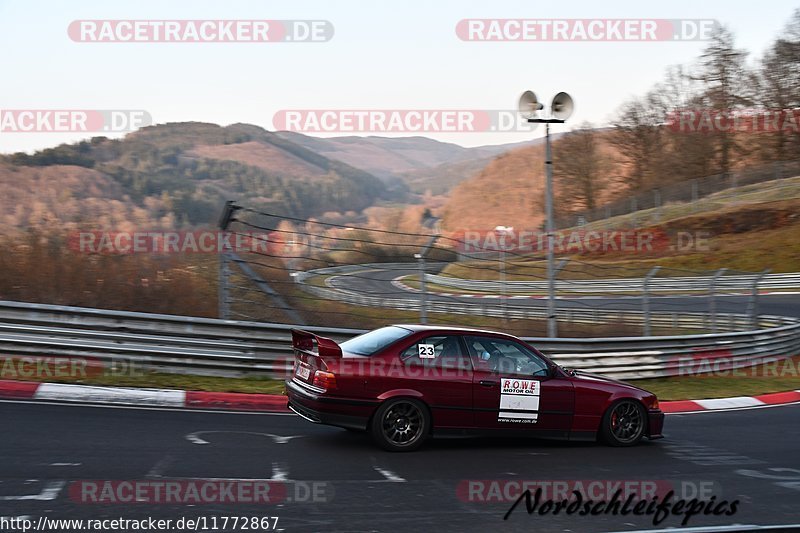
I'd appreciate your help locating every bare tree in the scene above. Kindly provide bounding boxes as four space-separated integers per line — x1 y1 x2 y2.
554 122 613 212
756 9 800 161
609 95 663 191
652 66 717 181
691 25 752 177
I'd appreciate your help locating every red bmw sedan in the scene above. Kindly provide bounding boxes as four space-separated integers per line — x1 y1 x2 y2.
286 325 664 452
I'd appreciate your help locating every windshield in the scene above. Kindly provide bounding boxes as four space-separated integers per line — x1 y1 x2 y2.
340 326 412 356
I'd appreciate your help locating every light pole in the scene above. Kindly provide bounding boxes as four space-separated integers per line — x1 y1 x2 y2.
518 91 574 337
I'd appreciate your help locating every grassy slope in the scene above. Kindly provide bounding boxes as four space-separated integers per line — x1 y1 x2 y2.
442 177 800 280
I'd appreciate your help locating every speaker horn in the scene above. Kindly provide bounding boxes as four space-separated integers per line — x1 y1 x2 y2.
518 90 543 119
551 92 574 121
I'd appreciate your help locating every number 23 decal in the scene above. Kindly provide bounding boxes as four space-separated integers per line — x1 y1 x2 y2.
418 344 436 358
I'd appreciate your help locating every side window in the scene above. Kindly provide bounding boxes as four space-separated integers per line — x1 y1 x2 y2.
466 336 550 377
401 336 471 369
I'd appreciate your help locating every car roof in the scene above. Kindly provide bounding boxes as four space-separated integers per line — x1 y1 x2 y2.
392 324 516 337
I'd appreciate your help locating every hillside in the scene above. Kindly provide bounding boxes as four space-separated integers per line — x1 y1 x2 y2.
277 133 469 178
441 130 620 232
0 122 394 233
441 177 800 281
277 131 541 191
400 157 492 195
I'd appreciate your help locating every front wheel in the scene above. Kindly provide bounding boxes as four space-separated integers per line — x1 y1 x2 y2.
600 400 646 447
370 398 430 452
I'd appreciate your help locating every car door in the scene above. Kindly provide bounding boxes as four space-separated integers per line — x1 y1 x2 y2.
466 335 574 437
393 334 474 428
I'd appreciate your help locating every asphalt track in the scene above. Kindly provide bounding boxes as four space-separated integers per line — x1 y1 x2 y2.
1 400 800 532
325 266 800 319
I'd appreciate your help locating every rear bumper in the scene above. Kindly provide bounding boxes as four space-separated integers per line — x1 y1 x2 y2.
285 379 372 431
647 409 665 439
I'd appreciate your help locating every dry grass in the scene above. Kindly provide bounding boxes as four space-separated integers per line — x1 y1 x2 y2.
638 356 800 401
442 196 800 280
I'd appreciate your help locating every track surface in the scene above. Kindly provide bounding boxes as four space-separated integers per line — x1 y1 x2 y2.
1 401 799 532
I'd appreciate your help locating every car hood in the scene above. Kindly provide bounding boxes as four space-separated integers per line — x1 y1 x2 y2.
570 370 648 393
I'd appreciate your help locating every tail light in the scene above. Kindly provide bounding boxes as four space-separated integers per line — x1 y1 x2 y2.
313 370 337 391
645 397 660 410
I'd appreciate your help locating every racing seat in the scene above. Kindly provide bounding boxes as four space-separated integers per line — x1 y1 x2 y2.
438 337 463 368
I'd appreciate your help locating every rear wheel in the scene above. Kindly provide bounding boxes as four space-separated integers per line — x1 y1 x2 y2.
370 398 429 452
600 400 646 447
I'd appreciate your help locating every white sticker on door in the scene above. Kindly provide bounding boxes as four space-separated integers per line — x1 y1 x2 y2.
498 378 540 423
418 344 436 359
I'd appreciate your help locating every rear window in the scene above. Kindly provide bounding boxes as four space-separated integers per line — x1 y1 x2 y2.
340 326 412 356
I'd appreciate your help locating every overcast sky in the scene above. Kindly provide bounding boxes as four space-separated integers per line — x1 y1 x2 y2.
1 0 797 153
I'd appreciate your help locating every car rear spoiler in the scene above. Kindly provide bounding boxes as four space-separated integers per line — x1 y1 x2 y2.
291 329 343 359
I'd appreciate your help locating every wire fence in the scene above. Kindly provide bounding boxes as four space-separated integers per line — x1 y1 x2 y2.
216 204 784 337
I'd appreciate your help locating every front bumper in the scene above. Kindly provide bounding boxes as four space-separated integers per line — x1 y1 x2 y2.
647 409 665 439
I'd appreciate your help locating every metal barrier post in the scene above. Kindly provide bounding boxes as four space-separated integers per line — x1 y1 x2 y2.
748 269 770 329
500 246 507 320
643 266 661 336
709 268 728 333
654 189 662 223
416 253 427 324
218 201 239 320
219 250 230 320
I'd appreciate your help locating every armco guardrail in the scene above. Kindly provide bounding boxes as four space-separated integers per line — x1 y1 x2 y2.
292 262 444 283
0 300 360 378
425 272 800 294
0 300 798 380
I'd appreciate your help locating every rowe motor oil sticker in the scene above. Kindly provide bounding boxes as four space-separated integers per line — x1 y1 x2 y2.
499 378 540 423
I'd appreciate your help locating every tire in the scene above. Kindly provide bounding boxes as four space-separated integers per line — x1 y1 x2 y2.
600 400 646 447
370 398 430 452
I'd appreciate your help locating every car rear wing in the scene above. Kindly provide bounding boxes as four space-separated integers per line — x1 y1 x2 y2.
291 329 343 359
